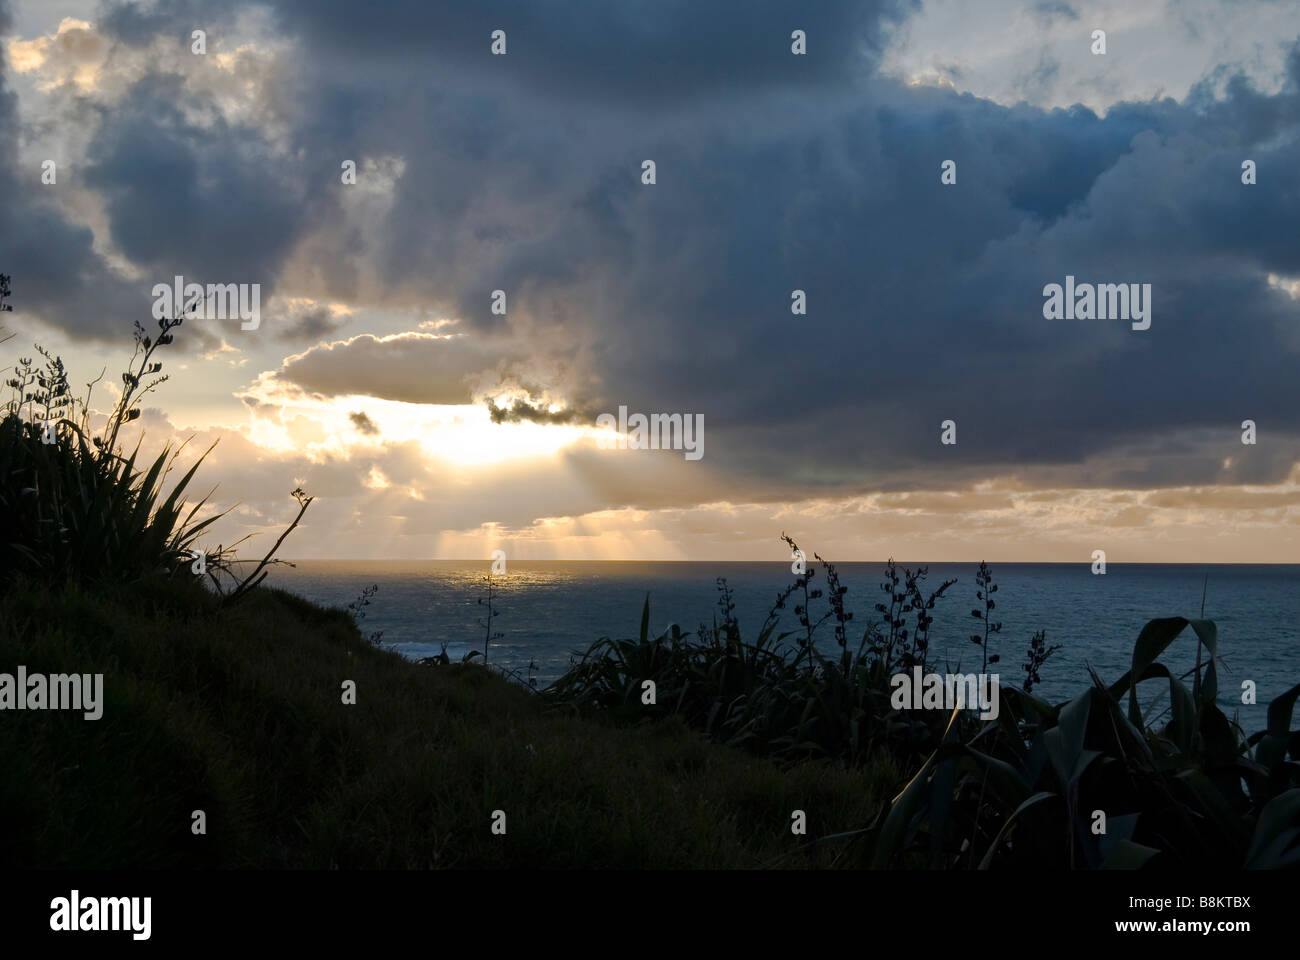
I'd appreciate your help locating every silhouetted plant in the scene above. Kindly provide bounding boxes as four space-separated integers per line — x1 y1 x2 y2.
477 574 504 663
969 560 1002 674
99 318 178 458
869 619 1300 870
901 566 957 674
0 273 13 346
418 644 452 667
813 551 852 669
550 536 984 768
0 273 309 593
346 583 384 647
713 576 740 648
781 532 826 660
1021 628 1062 694
221 487 314 605
874 557 911 674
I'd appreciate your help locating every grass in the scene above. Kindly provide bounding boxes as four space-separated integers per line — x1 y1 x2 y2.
0 576 898 868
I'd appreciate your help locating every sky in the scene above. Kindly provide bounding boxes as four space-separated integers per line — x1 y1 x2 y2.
2 0 1300 562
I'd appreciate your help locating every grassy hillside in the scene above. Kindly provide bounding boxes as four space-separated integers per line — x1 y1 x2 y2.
0 577 898 868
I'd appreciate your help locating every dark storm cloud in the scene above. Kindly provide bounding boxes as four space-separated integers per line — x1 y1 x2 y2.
12 0 1300 497
0 2 319 342
510 60 1300 494
0 0 145 341
82 72 311 291
102 0 918 104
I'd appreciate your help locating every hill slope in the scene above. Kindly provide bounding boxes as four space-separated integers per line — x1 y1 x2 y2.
0 580 894 868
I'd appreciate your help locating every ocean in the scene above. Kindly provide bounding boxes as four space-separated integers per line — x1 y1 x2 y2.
266 560 1300 713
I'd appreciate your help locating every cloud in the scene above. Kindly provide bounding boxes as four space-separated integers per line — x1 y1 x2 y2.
348 409 378 435
101 0 919 104
274 332 526 405
5 0 1300 559
1033 2 1079 23
6 17 105 90
269 298 353 342
486 396 590 425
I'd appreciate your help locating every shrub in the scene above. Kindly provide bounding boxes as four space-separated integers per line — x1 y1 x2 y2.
0 276 305 596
